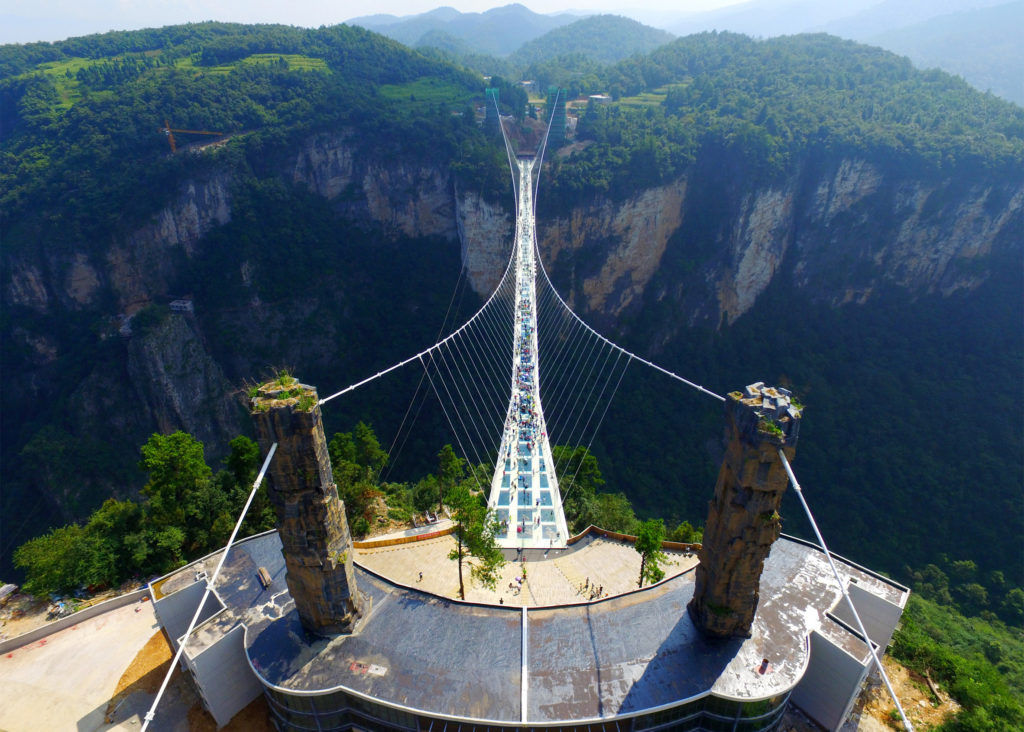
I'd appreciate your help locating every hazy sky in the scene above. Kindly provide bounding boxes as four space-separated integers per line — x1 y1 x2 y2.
1 0 744 45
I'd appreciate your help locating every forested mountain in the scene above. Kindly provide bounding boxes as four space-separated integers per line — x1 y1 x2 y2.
0 21 505 573
1 21 1021 656
665 0 1023 106
350 3 580 58
862 1 1024 106
509 15 675 68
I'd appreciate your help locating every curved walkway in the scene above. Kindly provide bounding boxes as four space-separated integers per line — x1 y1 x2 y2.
354 535 698 606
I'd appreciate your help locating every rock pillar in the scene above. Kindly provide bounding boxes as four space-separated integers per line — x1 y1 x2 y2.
688 382 802 639
250 376 367 636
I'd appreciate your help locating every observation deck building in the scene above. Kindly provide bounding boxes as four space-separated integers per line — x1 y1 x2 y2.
151 528 907 731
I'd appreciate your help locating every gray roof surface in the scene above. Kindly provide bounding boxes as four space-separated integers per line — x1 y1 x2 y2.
161 531 906 724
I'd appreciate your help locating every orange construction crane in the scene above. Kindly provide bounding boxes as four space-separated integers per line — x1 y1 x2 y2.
161 119 224 153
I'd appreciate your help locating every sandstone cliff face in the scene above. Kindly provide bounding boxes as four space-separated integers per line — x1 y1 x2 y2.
290 132 458 240
461 156 1023 330
716 188 794 325
126 314 245 454
791 160 1024 304
107 174 232 312
4 133 1020 537
536 181 688 317
456 187 514 296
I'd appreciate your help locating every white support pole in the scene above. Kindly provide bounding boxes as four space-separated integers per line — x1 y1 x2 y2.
141 442 278 731
778 449 914 732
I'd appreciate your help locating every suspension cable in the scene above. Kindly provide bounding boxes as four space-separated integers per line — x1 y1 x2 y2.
531 237 725 403
318 235 518 406
141 443 278 731
778 449 914 732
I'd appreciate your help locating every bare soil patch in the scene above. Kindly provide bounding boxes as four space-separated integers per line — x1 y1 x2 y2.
849 657 960 730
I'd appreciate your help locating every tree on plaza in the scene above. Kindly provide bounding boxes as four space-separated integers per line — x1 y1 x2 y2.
446 482 505 600
635 518 667 588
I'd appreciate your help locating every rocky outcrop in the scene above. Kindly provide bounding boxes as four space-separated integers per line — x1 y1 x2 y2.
457 188 514 295
535 180 688 316
5 261 50 313
108 175 232 312
290 132 358 199
717 188 794 325
291 132 458 241
251 380 367 635
506 156 1024 329
791 161 1024 304
690 383 801 638
126 313 245 455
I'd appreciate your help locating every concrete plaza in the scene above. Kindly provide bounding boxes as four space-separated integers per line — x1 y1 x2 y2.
355 534 699 605
0 598 160 731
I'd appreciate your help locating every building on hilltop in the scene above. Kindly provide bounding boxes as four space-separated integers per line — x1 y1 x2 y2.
150 381 908 731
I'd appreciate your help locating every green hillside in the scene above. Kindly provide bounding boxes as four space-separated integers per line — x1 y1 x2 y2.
509 14 675 68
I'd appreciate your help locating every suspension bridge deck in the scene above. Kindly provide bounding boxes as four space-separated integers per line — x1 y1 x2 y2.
487 157 570 549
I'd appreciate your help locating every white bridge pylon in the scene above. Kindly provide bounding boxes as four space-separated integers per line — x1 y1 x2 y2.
486 157 570 550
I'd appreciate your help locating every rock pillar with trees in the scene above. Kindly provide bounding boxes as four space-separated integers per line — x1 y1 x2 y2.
688 382 802 639
250 374 367 636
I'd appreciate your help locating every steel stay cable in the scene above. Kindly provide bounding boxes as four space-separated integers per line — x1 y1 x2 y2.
493 91 519 210
418 354 487 494
465 291 516 430
318 234 518 406
385 268 514 483
550 334 609 474
530 238 724 403
551 337 621 474
449 308 505 420
536 292 580 409
468 278 517 404
381 375 433 485
141 442 278 731
441 338 501 462
455 321 507 430
568 342 624 451
423 348 487 479
434 342 490 469
532 88 559 212
554 340 619 468
550 327 608 430
561 354 631 505
538 304 589 421
546 322 603 441
779 450 914 732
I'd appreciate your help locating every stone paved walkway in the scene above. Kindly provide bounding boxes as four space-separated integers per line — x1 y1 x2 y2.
355 536 699 606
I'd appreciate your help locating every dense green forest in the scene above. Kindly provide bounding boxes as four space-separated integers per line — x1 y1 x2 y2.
508 15 674 69
3 21 1020 582
0 22 494 254
0 21 503 566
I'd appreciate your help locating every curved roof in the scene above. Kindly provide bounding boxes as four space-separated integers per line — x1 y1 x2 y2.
159 531 905 725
